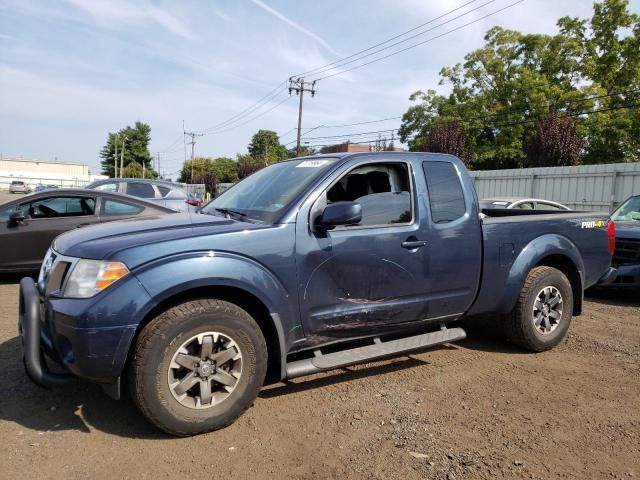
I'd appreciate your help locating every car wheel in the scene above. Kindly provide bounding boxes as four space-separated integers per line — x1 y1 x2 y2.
129 299 268 436
505 266 574 352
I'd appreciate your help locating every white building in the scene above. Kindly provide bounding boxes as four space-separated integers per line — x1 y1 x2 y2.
0 158 107 189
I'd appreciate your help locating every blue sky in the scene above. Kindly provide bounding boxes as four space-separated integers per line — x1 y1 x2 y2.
1 0 638 178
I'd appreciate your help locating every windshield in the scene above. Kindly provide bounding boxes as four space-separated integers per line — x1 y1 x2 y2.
611 196 640 222
201 158 339 223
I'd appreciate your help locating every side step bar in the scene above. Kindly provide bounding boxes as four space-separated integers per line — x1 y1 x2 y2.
286 327 466 379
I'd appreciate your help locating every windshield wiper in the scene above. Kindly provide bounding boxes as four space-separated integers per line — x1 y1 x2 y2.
211 208 249 221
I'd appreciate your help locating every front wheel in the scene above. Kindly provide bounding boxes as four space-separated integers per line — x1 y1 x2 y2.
505 266 574 352
129 299 268 436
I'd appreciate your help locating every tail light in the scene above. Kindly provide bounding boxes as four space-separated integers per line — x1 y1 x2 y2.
607 219 616 256
186 199 202 207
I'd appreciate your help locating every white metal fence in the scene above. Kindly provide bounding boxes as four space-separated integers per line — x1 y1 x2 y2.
0 176 91 190
469 162 640 212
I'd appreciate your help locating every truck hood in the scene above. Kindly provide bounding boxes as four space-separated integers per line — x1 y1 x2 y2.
615 222 640 240
53 212 264 260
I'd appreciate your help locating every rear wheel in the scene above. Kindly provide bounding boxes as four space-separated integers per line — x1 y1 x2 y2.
506 266 574 352
129 299 267 436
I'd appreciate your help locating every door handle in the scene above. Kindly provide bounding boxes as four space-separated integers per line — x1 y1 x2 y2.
401 240 428 249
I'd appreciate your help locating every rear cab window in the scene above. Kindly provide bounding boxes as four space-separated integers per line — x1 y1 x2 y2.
422 161 466 223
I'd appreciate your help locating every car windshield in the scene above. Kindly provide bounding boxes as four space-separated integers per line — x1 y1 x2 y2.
201 158 339 223
611 196 640 222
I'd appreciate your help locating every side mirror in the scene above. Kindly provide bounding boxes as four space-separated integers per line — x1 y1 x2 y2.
9 209 26 224
316 201 362 229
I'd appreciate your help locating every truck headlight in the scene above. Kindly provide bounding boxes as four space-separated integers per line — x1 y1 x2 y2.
64 260 130 298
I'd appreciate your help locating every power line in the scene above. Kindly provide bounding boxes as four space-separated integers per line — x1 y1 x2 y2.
303 0 499 80
198 81 287 134
311 0 525 82
293 0 483 78
302 101 640 148
299 88 640 145
203 95 293 135
283 115 403 143
301 128 399 141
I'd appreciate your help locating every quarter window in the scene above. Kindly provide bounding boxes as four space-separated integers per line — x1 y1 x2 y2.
127 182 156 198
422 161 466 223
326 162 412 227
157 185 171 197
103 200 143 215
536 202 561 211
93 182 119 192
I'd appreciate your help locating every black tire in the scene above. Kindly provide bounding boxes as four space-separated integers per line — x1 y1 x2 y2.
505 266 574 352
129 299 267 436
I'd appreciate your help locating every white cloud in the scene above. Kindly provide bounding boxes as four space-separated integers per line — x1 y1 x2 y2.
214 8 231 22
249 0 341 57
64 0 194 40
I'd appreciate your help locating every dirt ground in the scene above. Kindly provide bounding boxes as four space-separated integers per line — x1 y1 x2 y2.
0 277 638 480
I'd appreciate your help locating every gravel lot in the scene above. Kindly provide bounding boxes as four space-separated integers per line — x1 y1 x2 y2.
0 274 638 480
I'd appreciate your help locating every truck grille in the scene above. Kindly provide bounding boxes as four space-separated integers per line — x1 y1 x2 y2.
39 250 72 294
612 238 640 266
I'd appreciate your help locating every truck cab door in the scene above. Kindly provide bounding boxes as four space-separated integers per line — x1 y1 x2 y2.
420 160 482 318
294 158 433 347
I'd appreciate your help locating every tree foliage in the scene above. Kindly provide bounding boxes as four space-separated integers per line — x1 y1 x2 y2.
398 0 639 169
100 121 157 177
424 121 472 164
119 161 158 179
178 157 239 185
526 112 583 167
247 130 288 165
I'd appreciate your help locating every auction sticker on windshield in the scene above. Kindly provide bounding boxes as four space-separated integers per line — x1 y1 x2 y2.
296 160 331 168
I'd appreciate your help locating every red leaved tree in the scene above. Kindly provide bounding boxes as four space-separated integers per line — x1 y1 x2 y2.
425 120 473 165
526 112 584 167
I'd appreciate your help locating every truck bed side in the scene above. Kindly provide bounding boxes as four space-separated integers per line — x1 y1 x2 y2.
467 212 612 317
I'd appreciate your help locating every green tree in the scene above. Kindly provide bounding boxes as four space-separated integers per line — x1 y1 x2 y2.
398 0 639 168
100 122 157 177
178 157 239 184
558 0 640 163
209 157 239 183
287 146 316 158
247 130 288 165
236 153 264 179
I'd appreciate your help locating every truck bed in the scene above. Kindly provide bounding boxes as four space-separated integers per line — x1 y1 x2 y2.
468 210 612 317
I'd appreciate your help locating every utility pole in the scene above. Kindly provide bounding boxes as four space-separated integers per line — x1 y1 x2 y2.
288 77 317 156
120 135 127 178
156 152 161 179
184 131 203 183
114 133 119 178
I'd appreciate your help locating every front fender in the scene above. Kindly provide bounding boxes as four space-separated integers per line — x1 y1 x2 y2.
500 234 584 314
133 251 298 373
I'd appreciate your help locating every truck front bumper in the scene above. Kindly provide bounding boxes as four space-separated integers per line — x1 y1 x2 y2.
18 275 151 390
18 277 74 387
607 264 640 288
596 267 618 286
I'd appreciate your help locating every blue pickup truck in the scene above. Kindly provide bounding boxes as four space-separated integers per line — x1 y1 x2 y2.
19 152 617 436
608 195 640 288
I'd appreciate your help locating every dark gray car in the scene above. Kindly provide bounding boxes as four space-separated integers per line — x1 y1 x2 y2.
86 178 201 212
0 188 174 272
